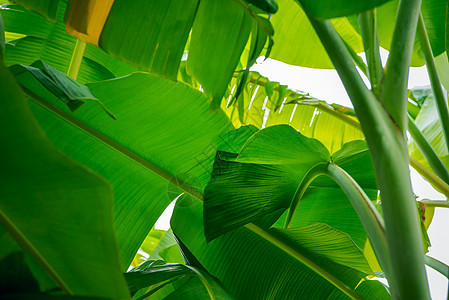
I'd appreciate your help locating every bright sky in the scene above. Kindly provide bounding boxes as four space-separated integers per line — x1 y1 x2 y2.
155 51 448 299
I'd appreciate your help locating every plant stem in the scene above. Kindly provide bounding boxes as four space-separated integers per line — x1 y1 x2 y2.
284 162 328 228
246 223 363 300
185 266 217 300
420 199 449 208
341 38 368 78
304 10 429 300
408 115 449 184
410 157 449 198
326 163 391 278
417 14 449 156
292 101 449 197
381 0 422 131
424 255 449 278
357 9 383 98
67 39 86 80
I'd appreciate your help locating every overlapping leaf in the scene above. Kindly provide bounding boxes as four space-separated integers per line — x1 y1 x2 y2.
0 63 129 298
172 197 380 299
1 3 137 84
363 0 447 67
13 69 234 270
96 0 198 80
296 0 392 19
11 60 114 117
408 87 449 171
204 125 329 240
268 0 363 69
13 0 59 21
204 125 377 246
126 260 232 300
245 0 279 14
187 0 252 110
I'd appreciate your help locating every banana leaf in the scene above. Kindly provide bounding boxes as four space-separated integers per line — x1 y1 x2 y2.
0 63 129 298
13 66 234 270
171 197 385 299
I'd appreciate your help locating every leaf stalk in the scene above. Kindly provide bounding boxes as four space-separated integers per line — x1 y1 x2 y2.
381 0 422 131
357 9 383 97
408 115 449 184
417 13 449 156
303 5 429 298
67 39 86 80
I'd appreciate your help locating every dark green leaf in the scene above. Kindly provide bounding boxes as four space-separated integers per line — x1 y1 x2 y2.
97 0 199 80
126 260 232 299
11 60 114 118
244 0 278 14
297 0 392 19
164 275 233 300
0 252 40 296
15 70 234 269
204 125 329 240
0 62 129 298
13 0 59 21
126 262 191 293
204 125 376 246
172 197 372 299
187 0 252 110
0 295 112 299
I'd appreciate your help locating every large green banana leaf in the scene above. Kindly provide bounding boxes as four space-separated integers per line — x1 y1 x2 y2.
9 0 272 109
65 0 272 107
187 0 252 110
171 197 388 299
1 3 137 84
0 63 129 298
13 67 234 270
204 125 377 247
296 0 392 19
268 0 363 69
95 0 198 80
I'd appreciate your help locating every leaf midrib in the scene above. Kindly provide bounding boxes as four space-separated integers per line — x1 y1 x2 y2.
28 90 362 299
26 88 204 201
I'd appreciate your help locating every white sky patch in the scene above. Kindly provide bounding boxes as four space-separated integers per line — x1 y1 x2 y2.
289 104 297 123
154 197 178 231
309 108 320 128
248 85 260 110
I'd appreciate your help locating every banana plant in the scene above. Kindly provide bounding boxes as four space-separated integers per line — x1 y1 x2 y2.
1 0 449 299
